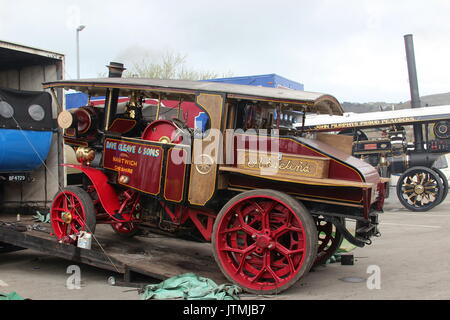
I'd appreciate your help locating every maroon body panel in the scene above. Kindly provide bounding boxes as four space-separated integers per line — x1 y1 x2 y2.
103 138 163 195
228 176 364 205
234 135 379 183
292 137 380 184
164 147 189 202
229 135 381 206
108 118 137 134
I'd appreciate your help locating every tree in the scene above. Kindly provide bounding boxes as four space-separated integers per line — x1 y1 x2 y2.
109 46 232 80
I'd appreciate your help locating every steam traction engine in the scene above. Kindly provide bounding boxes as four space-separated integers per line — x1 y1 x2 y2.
44 68 387 294
302 107 450 212
301 35 450 213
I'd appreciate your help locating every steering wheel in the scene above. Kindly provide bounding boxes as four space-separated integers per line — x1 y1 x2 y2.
171 118 193 137
171 118 188 132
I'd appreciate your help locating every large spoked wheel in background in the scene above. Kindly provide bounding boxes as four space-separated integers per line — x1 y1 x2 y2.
432 167 449 205
212 190 317 294
314 217 345 266
396 166 444 212
50 186 96 240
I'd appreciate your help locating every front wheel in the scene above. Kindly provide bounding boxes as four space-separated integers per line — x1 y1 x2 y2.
50 186 96 241
212 189 317 294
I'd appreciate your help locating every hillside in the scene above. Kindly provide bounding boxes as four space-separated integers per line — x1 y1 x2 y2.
342 92 450 113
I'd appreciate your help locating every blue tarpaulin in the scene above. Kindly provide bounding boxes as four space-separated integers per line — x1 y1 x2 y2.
202 74 304 91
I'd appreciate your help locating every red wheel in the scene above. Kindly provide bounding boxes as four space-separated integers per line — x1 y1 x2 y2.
50 186 96 241
314 217 344 266
111 222 140 237
212 190 317 294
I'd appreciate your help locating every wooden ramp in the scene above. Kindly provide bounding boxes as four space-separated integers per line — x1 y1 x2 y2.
0 214 226 284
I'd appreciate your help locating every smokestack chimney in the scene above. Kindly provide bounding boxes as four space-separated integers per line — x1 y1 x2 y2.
103 62 126 131
106 62 126 78
404 34 423 151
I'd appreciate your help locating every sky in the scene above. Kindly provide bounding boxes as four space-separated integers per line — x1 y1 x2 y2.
0 0 449 103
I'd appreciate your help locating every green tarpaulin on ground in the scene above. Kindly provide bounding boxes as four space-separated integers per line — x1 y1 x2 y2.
140 273 241 300
33 211 50 223
0 292 25 300
328 239 357 263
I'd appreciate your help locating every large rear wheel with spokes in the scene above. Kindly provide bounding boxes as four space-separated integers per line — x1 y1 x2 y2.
212 190 317 294
396 166 444 212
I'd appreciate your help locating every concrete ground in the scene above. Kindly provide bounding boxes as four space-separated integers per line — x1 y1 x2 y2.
1 187 449 300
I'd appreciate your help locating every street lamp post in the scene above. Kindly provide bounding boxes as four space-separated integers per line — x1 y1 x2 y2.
76 25 86 79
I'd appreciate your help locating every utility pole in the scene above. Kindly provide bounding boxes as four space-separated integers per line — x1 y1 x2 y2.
76 25 86 79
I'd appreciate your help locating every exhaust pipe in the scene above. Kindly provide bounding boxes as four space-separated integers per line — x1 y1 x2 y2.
404 34 423 151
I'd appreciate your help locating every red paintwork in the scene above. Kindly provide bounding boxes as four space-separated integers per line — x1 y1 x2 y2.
50 190 88 240
164 147 188 202
160 203 216 241
229 175 365 204
111 222 139 234
229 135 383 209
74 108 94 134
141 120 183 144
103 138 163 196
62 164 120 217
214 194 308 292
234 135 379 183
108 118 137 134
376 181 388 211
90 97 201 128
187 209 215 241
116 189 141 221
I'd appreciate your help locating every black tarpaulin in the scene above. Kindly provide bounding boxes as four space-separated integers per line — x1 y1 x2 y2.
0 87 54 131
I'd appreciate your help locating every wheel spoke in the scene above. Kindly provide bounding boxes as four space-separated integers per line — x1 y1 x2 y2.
257 201 276 231
234 244 257 274
63 196 69 211
272 224 301 238
73 215 86 227
236 207 259 235
70 223 78 233
275 242 304 256
265 253 282 283
220 226 244 234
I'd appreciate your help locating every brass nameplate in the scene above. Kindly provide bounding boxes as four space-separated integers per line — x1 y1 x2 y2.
237 150 329 179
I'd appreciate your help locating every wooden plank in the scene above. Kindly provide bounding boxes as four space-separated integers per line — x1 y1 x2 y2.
0 242 25 254
0 215 226 284
316 133 354 155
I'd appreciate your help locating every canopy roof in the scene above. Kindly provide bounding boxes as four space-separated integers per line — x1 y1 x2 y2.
43 78 344 115
302 105 450 131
